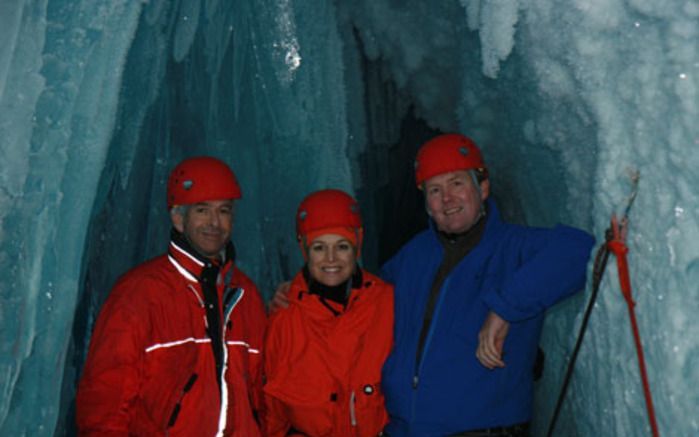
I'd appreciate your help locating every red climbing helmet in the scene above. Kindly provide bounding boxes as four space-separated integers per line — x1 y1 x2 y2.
296 189 363 253
414 133 488 187
167 156 241 208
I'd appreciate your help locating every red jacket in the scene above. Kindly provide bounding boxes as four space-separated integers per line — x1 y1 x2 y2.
264 269 394 437
77 237 266 437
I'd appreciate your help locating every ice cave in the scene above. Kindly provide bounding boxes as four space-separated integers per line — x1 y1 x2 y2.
0 0 697 435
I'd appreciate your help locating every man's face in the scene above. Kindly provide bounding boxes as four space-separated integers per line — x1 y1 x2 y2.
171 199 234 259
424 170 489 234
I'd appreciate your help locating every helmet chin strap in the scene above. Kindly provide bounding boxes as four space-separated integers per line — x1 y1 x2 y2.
468 169 486 224
460 205 485 235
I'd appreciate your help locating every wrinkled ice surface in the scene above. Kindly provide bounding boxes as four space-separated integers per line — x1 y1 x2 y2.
0 0 697 435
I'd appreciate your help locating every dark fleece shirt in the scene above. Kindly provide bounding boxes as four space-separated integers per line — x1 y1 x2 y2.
415 213 487 367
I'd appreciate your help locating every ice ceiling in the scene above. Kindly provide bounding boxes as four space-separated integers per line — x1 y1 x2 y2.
0 0 697 435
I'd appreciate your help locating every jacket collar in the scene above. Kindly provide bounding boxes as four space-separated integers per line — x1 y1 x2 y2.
167 228 236 283
301 264 363 305
289 267 365 316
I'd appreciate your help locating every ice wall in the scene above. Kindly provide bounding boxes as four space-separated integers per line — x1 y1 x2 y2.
0 1 146 434
0 0 697 435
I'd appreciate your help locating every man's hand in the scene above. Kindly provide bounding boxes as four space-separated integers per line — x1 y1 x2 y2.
267 281 291 313
476 311 510 369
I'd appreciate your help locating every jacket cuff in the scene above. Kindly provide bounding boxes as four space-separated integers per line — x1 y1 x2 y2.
481 291 538 323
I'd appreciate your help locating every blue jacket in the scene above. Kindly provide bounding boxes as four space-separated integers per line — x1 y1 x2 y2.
381 200 594 436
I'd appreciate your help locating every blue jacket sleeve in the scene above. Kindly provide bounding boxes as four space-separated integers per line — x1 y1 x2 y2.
481 224 595 322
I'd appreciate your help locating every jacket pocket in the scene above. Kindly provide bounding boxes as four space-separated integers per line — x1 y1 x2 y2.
352 383 388 437
165 373 199 433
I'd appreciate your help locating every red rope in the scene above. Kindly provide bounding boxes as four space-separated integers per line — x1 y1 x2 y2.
607 217 660 437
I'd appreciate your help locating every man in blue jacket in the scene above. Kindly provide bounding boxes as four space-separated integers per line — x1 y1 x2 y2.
380 133 594 436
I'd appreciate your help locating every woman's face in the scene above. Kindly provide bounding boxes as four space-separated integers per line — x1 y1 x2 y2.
307 233 357 287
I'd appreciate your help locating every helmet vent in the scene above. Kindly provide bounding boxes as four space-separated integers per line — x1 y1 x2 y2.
459 147 469 156
298 210 307 220
182 180 194 190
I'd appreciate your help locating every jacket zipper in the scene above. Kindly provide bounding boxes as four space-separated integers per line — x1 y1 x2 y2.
214 286 244 437
349 390 357 427
411 277 452 424
413 276 452 388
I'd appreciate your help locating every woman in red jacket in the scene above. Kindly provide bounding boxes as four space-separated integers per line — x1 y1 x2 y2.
263 189 394 437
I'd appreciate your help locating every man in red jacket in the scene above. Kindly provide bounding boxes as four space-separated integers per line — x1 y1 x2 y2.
77 157 266 437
